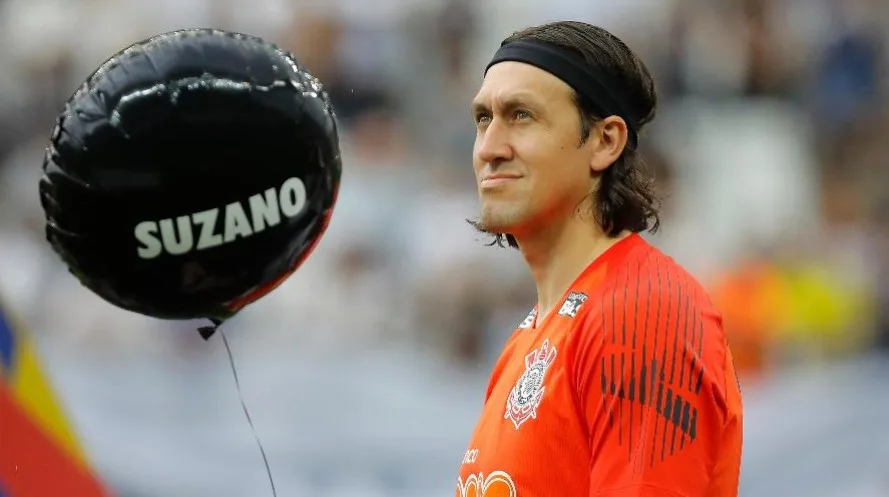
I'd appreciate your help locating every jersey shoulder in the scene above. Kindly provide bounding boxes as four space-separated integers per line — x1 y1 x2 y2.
588 237 722 324
572 240 733 404
598 241 726 354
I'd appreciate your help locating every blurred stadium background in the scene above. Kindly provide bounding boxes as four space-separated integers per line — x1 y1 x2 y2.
1 0 889 495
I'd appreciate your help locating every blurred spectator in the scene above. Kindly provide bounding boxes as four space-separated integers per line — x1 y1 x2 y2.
710 253 788 382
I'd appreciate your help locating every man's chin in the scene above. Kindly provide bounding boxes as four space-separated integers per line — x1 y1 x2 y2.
474 205 527 234
473 217 515 236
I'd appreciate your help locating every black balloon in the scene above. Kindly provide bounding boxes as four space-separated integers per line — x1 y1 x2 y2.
39 29 341 322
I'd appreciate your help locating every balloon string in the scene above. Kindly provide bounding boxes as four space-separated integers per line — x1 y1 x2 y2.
220 330 278 497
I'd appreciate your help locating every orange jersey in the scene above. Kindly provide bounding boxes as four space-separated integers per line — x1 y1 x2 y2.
456 234 743 497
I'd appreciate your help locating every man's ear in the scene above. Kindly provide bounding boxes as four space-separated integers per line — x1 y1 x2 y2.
589 115 628 173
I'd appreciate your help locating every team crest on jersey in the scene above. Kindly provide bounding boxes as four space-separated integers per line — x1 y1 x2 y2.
557 291 588 318
518 308 536 329
505 339 557 430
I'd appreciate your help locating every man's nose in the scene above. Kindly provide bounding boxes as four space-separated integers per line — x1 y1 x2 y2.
475 119 514 166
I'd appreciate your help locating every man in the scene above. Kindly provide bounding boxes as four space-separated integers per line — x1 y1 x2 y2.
457 21 743 497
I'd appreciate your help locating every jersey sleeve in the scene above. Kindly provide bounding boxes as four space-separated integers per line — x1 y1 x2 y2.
573 261 739 497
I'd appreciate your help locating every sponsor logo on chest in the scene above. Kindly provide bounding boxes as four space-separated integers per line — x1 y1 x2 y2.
456 470 517 497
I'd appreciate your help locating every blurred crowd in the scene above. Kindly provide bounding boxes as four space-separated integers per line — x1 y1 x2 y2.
0 0 888 386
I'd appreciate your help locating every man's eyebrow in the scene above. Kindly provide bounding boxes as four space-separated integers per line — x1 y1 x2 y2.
471 94 544 115
470 100 491 118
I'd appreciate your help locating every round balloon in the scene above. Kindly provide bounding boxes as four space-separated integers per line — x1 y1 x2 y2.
38 28 341 323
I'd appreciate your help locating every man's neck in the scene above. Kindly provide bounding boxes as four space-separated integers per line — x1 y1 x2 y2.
517 218 629 324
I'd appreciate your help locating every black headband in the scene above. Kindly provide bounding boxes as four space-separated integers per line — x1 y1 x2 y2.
485 40 638 149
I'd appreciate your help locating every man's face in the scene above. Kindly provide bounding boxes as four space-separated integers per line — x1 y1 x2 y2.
470 62 597 239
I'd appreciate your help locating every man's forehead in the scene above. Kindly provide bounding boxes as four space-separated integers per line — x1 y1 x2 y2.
474 61 572 104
